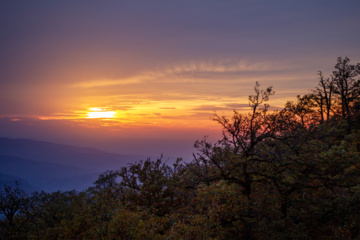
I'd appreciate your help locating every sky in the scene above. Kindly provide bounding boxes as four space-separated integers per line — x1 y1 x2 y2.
1 0 360 160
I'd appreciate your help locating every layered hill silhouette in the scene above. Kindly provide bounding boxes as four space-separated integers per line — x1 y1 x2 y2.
0 137 146 192
0 173 35 192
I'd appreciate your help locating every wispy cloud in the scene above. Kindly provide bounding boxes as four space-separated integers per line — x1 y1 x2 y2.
71 77 143 88
191 103 250 112
70 59 289 88
163 59 278 74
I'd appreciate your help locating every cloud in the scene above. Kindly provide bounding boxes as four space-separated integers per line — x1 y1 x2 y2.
192 103 250 112
71 77 143 88
158 107 177 110
70 59 289 89
163 59 277 74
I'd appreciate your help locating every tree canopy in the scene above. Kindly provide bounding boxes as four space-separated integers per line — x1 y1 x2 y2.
1 57 360 240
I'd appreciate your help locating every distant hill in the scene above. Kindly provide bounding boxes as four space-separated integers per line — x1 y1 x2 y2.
0 137 147 192
0 154 95 192
0 173 36 193
0 137 141 172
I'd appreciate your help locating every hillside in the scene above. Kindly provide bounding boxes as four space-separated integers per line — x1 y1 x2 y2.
0 173 35 193
0 138 146 192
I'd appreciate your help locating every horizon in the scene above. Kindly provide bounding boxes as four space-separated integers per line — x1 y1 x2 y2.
1 1 360 159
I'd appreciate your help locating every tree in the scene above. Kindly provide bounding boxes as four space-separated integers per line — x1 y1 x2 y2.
211 82 279 158
0 182 30 225
0 182 31 239
312 71 335 123
118 156 184 217
191 82 285 239
332 57 360 119
2 57 359 240
283 94 317 127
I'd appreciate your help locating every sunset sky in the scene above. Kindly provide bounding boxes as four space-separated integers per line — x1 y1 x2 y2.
1 0 359 159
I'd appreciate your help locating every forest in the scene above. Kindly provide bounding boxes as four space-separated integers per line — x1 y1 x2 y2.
1 57 360 240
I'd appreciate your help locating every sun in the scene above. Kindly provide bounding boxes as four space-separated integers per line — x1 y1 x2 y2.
86 107 116 119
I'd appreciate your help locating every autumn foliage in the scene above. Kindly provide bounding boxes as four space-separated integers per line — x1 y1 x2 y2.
1 57 360 239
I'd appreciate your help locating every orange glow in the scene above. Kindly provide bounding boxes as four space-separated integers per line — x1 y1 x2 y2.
86 108 116 119
34 95 257 130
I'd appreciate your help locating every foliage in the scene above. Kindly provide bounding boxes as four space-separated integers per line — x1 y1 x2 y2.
1 57 360 239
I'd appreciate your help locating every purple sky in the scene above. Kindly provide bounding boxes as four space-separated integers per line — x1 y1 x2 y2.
1 0 359 159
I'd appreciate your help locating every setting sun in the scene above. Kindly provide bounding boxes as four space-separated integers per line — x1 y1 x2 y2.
86 108 116 119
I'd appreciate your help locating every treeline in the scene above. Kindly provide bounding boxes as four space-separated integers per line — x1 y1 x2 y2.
1 57 360 239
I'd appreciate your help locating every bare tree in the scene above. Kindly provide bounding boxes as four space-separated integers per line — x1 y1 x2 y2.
312 71 335 123
332 57 360 119
212 82 279 157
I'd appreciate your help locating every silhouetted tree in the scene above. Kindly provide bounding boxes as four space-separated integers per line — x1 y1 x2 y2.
119 156 184 216
312 71 335 123
2 57 360 240
0 182 31 239
332 57 360 119
283 94 317 127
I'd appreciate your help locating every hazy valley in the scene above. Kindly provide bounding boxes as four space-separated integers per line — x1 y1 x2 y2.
0 137 149 192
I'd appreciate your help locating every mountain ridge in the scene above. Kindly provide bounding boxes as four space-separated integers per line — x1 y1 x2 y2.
0 137 150 192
